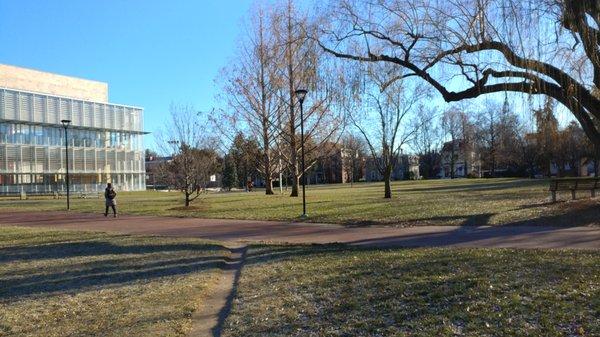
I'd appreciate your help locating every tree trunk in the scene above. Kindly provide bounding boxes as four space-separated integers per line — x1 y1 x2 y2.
290 165 299 197
286 3 299 198
262 123 274 195
265 175 274 195
383 167 392 198
185 191 190 207
450 154 455 179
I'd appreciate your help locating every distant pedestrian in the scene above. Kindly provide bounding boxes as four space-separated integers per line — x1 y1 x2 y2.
104 183 117 217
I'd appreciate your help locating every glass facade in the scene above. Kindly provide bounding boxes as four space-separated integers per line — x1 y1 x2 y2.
0 88 146 194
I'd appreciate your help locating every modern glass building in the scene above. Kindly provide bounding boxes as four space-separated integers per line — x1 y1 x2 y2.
0 64 146 194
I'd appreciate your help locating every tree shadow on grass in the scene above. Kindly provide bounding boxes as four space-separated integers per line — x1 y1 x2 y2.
230 245 597 337
398 179 542 194
0 240 230 300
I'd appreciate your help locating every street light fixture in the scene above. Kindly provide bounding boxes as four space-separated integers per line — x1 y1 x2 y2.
168 140 180 157
294 89 308 219
61 119 71 210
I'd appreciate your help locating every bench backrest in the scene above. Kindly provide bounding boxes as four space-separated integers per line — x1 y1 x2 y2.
549 178 600 191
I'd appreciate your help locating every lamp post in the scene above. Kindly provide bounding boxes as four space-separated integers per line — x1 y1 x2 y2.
294 89 308 218
61 119 71 210
168 140 180 154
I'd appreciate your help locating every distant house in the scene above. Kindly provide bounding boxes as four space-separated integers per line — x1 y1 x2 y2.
581 158 598 177
364 154 420 182
305 146 347 185
548 158 598 177
439 140 481 178
145 156 172 189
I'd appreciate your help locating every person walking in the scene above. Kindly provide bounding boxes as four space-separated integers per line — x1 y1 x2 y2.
104 183 117 217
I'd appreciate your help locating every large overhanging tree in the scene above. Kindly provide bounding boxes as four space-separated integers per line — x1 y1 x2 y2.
319 0 600 154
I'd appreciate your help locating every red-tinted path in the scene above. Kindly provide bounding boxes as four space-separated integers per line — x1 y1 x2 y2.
0 211 598 249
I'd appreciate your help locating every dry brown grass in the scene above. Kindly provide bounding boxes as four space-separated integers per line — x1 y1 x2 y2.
0 227 227 337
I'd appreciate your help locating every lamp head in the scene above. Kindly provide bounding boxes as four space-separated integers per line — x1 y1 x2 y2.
60 119 71 128
294 89 308 104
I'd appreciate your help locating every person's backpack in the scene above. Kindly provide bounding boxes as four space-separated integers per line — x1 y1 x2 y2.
108 189 116 199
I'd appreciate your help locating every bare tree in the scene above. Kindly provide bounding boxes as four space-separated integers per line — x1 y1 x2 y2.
412 106 441 178
341 133 367 184
156 104 219 207
345 62 426 198
319 0 600 155
534 97 560 176
476 98 522 176
220 5 282 194
272 0 343 197
441 109 464 179
163 145 220 206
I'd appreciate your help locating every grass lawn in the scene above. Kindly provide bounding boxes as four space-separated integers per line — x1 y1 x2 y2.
1 178 599 226
0 226 227 337
223 245 600 337
1 227 598 336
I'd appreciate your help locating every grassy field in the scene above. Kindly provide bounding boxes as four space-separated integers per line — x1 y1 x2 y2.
1 178 598 226
0 227 227 337
223 245 600 337
0 227 598 336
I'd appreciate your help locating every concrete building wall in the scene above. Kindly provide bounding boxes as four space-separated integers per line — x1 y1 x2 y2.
0 64 108 102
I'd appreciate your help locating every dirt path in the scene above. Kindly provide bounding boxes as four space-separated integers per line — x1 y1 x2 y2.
188 245 247 337
0 211 598 249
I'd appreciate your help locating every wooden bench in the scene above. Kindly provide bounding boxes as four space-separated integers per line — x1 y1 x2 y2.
25 192 58 199
55 192 101 199
78 192 101 199
549 178 600 202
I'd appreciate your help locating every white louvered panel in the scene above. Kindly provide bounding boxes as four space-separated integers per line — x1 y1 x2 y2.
102 104 108 129
33 95 45 123
106 105 115 129
0 145 5 171
115 106 124 130
47 97 59 124
74 149 84 171
5 146 17 172
123 151 129 171
91 103 99 128
83 102 93 127
84 149 95 172
123 108 132 130
133 152 140 172
97 150 106 170
34 147 46 172
59 98 70 122
19 93 32 122
48 148 62 171
3 91 16 120
21 146 33 173
120 151 125 171
108 150 116 171
72 101 83 126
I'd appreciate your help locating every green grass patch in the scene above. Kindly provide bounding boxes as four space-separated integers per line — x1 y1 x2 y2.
223 245 600 336
1 178 599 226
0 226 227 337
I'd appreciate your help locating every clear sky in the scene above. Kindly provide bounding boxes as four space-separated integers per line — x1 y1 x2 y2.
0 0 575 153
0 0 253 150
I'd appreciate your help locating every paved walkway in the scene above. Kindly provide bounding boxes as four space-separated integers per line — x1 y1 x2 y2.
0 211 598 249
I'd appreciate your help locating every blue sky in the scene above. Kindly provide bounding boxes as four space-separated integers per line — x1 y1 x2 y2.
0 0 575 152
0 0 253 150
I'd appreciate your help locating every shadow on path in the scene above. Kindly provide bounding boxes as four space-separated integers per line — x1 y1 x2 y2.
211 246 247 337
